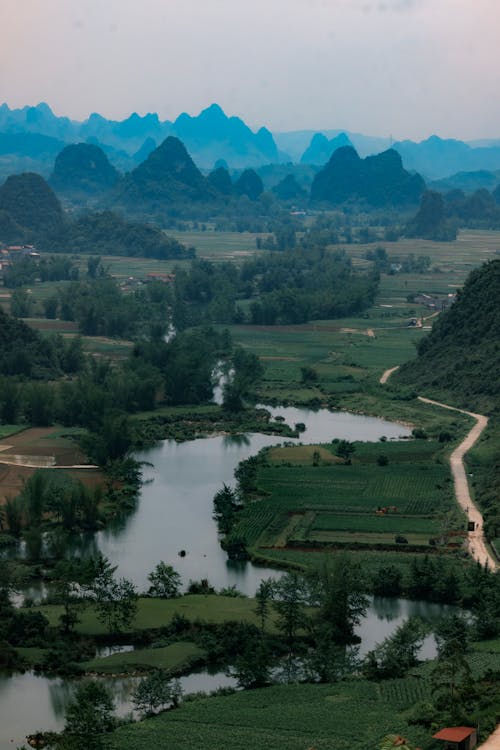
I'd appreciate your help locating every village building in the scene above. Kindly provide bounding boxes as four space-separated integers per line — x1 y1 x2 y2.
432 726 477 750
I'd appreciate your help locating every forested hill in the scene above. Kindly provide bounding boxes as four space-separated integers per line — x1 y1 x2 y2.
0 308 64 377
396 260 500 411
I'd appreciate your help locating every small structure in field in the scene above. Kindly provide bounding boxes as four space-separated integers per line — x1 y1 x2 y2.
432 726 477 750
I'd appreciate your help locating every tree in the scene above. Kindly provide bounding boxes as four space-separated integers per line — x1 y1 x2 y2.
373 565 402 597
212 484 242 535
334 440 356 463
147 562 181 598
254 578 274 634
90 558 138 634
273 572 307 645
132 670 182 716
308 556 368 645
230 640 272 688
363 617 428 680
63 680 115 750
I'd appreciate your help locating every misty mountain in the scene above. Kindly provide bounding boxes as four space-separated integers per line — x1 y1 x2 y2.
300 132 353 165
0 172 64 233
311 146 425 207
170 103 279 168
50 143 120 196
117 135 216 208
0 102 280 171
274 129 391 161
430 169 500 194
392 135 500 181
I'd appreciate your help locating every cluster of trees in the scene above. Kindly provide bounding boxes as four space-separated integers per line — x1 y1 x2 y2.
172 249 379 327
0 308 84 378
2 254 79 288
405 185 500 240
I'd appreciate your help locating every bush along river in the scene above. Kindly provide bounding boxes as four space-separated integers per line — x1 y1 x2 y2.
1 405 432 747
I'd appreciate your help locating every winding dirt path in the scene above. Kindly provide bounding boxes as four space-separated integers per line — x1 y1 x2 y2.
417 396 495 570
379 366 496 570
379 365 400 384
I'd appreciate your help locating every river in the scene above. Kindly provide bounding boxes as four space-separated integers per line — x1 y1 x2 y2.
94 404 411 593
1 404 417 747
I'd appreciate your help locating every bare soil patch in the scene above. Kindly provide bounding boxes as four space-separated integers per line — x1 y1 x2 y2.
0 427 102 504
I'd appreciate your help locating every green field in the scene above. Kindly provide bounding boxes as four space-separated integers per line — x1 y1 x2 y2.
82 641 204 674
33 595 268 636
111 680 433 750
232 440 460 556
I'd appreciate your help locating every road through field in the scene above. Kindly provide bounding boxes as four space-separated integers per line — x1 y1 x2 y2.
378 365 496 570
417 396 495 570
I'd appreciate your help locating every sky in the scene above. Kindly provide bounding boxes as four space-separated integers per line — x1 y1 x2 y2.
1 0 499 141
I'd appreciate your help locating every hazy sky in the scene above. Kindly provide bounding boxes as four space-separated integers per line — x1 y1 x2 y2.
1 0 499 140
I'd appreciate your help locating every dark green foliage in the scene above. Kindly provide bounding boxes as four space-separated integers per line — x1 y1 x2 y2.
62 680 115 750
133 670 182 716
234 169 264 200
406 190 457 240
308 556 368 645
363 617 428 679
0 309 80 378
207 166 233 195
271 174 306 201
311 146 425 207
213 484 242 535
119 135 216 207
397 259 500 408
373 565 403 597
147 562 182 598
61 210 193 259
50 142 120 194
90 558 138 634
0 172 63 233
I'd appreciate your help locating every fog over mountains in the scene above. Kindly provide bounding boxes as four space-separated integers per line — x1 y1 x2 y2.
2 101 500 186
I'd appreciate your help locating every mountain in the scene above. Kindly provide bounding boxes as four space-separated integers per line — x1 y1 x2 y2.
272 174 306 201
430 170 500 194
0 172 63 233
396 260 500 411
50 143 120 195
300 132 352 165
310 146 425 207
118 136 216 206
274 129 391 161
0 102 279 170
392 135 500 181
170 103 279 168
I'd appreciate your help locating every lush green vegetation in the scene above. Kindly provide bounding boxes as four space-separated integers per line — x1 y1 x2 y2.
82 641 204 674
111 681 433 750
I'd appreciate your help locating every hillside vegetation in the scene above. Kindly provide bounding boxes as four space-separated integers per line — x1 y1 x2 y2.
397 259 500 411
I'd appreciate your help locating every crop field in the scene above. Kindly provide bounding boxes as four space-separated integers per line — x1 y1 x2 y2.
168 229 263 261
111 680 432 750
233 440 456 555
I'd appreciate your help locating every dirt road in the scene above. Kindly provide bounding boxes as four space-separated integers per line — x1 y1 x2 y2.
379 366 496 570
477 725 500 750
379 365 400 384
417 396 496 570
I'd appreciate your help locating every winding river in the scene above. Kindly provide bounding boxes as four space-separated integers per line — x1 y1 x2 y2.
1 405 439 748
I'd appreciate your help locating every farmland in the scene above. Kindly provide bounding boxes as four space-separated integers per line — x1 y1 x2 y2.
110 680 433 750
232 439 462 558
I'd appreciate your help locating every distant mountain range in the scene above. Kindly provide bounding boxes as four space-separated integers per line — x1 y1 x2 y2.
1 102 500 187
